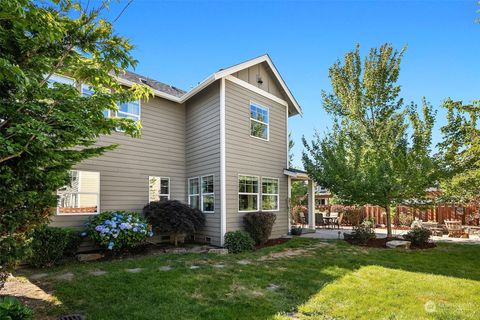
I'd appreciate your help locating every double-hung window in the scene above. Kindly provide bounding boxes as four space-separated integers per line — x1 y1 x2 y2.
250 102 269 140
188 178 200 210
238 175 259 212
262 178 279 211
189 176 215 213
117 100 141 122
201 175 214 213
149 176 170 202
57 170 100 214
47 74 75 87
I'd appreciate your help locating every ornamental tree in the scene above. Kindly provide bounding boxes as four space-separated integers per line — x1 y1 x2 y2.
303 44 436 238
437 99 480 204
0 0 151 269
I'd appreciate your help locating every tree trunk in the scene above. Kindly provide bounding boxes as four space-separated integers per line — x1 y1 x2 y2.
385 206 392 239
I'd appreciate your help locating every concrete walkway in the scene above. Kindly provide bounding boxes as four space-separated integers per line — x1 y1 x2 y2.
301 227 480 244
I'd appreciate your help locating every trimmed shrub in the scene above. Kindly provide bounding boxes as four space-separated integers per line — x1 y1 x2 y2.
243 212 277 245
224 231 255 253
351 219 376 244
0 297 33 320
87 211 152 251
143 200 205 246
404 227 432 247
28 226 80 268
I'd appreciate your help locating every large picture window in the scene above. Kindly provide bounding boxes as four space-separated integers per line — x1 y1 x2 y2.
250 102 269 140
57 170 100 214
149 176 170 202
188 177 200 210
262 178 279 211
238 175 259 212
201 175 215 213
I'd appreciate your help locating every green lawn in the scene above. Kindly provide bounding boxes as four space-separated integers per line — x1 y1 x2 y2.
16 238 480 319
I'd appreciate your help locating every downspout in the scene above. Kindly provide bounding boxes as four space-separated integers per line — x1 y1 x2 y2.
220 78 226 246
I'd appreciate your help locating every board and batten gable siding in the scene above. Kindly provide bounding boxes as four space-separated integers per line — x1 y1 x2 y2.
50 95 187 229
231 62 285 101
185 81 222 246
224 79 289 239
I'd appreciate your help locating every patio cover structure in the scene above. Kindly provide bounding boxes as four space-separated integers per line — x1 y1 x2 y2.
284 168 316 230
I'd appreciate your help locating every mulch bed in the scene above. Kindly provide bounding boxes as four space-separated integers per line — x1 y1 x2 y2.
345 237 436 250
255 238 291 250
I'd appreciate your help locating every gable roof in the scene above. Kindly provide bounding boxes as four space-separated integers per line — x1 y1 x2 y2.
116 54 302 116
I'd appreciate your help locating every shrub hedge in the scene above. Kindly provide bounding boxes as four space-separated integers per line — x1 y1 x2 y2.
224 231 255 253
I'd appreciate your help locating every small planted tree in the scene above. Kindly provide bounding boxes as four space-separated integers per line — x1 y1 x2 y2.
143 200 205 246
303 44 436 238
243 212 277 245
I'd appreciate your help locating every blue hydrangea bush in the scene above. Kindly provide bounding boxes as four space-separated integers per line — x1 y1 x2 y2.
87 211 153 251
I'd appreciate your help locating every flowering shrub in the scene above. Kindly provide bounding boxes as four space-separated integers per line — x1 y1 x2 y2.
87 211 152 251
291 205 307 224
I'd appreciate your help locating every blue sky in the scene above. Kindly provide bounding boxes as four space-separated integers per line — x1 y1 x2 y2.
101 0 479 168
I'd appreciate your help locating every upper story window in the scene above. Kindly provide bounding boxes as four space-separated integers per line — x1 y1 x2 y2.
238 175 259 212
81 84 110 118
57 170 100 215
118 100 141 122
149 176 170 202
250 102 269 140
47 74 75 88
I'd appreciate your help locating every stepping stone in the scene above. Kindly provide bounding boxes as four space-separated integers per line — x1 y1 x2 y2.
266 283 280 291
164 248 187 254
55 272 74 281
90 270 107 276
30 273 49 280
386 240 411 249
212 264 225 268
237 260 251 265
77 253 104 262
159 266 172 271
189 265 200 269
208 248 228 255
125 268 143 273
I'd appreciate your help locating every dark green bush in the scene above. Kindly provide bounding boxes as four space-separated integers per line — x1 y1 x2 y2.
224 231 255 253
404 227 432 247
290 226 303 236
27 226 80 268
0 297 33 320
243 212 277 245
351 219 376 244
143 200 205 246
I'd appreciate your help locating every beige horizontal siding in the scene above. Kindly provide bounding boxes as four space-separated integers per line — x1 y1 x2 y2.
185 81 221 246
224 79 289 239
50 95 187 230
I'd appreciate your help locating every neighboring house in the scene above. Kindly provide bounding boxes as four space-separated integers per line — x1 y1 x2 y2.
50 55 302 247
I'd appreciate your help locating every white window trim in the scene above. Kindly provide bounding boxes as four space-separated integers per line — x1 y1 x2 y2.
117 100 141 120
238 174 260 213
201 174 215 214
47 73 76 87
188 177 200 209
261 177 280 212
148 176 170 202
249 101 270 141
56 170 100 216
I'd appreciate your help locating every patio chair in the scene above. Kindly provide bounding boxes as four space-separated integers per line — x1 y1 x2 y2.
445 220 465 238
333 212 344 229
315 213 325 229
326 212 338 229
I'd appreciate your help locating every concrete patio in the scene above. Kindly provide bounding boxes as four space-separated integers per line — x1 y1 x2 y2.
300 227 480 244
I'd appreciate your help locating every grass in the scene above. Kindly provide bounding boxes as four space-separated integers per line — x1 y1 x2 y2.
14 238 480 319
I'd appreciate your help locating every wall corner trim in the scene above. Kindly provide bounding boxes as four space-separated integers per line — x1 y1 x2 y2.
220 77 227 246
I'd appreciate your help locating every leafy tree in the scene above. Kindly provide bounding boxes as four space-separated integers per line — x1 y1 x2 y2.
437 99 480 204
303 44 436 238
0 0 151 270
288 131 295 167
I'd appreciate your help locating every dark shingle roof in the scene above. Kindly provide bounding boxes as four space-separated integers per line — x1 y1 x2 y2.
120 70 186 98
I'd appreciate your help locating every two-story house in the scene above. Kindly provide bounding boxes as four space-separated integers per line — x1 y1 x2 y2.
50 55 302 247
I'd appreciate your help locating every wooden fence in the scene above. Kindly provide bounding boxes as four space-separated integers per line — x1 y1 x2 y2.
314 204 480 226
362 204 480 226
